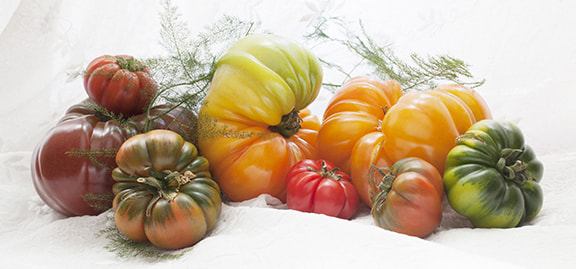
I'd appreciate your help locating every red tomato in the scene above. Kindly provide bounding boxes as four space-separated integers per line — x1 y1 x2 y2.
286 159 359 219
31 100 197 216
370 157 444 238
83 55 157 117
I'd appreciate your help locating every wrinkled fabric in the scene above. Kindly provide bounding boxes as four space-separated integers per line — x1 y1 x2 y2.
1 0 576 268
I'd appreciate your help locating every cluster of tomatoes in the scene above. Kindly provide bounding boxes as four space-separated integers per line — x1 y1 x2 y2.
31 34 544 250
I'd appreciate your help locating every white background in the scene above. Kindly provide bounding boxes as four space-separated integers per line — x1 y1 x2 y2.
1 0 575 268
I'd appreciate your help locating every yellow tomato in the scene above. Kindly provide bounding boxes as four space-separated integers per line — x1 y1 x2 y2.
198 34 323 202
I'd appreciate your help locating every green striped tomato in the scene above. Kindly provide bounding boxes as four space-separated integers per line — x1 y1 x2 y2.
112 130 221 249
443 119 544 228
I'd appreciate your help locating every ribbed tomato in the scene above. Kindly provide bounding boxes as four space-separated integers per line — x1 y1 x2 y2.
198 34 323 202
371 157 444 238
31 100 197 216
83 55 157 117
286 159 359 219
318 76 492 206
112 130 221 250
444 119 544 228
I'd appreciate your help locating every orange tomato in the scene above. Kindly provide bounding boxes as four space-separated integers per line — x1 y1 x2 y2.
198 34 323 202
318 76 492 206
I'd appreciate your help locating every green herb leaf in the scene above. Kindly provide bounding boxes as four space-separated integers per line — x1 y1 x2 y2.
305 16 485 91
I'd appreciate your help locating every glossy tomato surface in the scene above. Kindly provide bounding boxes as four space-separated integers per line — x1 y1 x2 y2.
371 157 444 238
444 119 544 228
84 55 157 117
198 34 323 202
31 100 198 216
318 76 492 206
112 130 221 250
286 159 359 219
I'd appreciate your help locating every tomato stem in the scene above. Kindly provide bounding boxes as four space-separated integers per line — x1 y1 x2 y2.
268 109 302 138
368 165 395 208
308 161 342 181
136 167 196 208
497 148 531 185
117 56 146 72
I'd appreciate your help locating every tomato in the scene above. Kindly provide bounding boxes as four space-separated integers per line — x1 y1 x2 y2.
31 100 197 216
83 55 157 117
198 34 323 202
285 159 359 219
112 129 221 250
443 119 544 228
318 76 492 206
370 157 444 238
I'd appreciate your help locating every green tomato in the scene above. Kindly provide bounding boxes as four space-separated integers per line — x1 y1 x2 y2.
443 119 544 228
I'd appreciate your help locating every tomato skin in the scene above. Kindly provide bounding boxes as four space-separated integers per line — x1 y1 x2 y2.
380 86 491 174
318 76 492 206
198 34 323 202
286 159 359 219
112 130 221 250
31 100 198 217
443 120 544 228
371 157 444 238
83 55 157 117
318 76 403 174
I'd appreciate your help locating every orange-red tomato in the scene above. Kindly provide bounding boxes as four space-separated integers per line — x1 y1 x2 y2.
318 76 492 206
370 157 444 238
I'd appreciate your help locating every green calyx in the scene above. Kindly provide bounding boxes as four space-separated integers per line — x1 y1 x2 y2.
369 165 396 209
308 161 342 181
497 148 531 185
268 109 302 138
135 167 196 216
117 56 146 72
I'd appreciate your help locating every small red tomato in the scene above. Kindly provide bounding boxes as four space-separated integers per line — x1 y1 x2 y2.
83 55 157 117
286 159 359 219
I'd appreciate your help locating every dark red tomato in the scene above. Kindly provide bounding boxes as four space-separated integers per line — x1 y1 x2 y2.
31 99 197 217
83 55 157 117
286 159 359 219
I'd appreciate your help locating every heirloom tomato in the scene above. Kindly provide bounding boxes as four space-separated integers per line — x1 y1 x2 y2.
112 130 221 250
318 76 492 206
198 34 323 202
370 157 444 238
83 55 157 117
31 100 197 216
286 159 359 219
443 119 544 228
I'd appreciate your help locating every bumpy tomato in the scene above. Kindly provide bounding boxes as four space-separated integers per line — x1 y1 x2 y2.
371 157 444 238
198 34 323 202
444 120 544 228
318 76 492 206
31 100 197 216
286 159 359 219
112 130 221 250
84 55 157 117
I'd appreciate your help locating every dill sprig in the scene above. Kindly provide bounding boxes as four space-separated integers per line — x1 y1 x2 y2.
96 1 261 259
97 211 192 260
305 16 485 91
143 0 259 115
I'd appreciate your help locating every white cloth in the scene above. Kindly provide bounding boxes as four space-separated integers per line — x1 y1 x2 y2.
1 0 575 268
